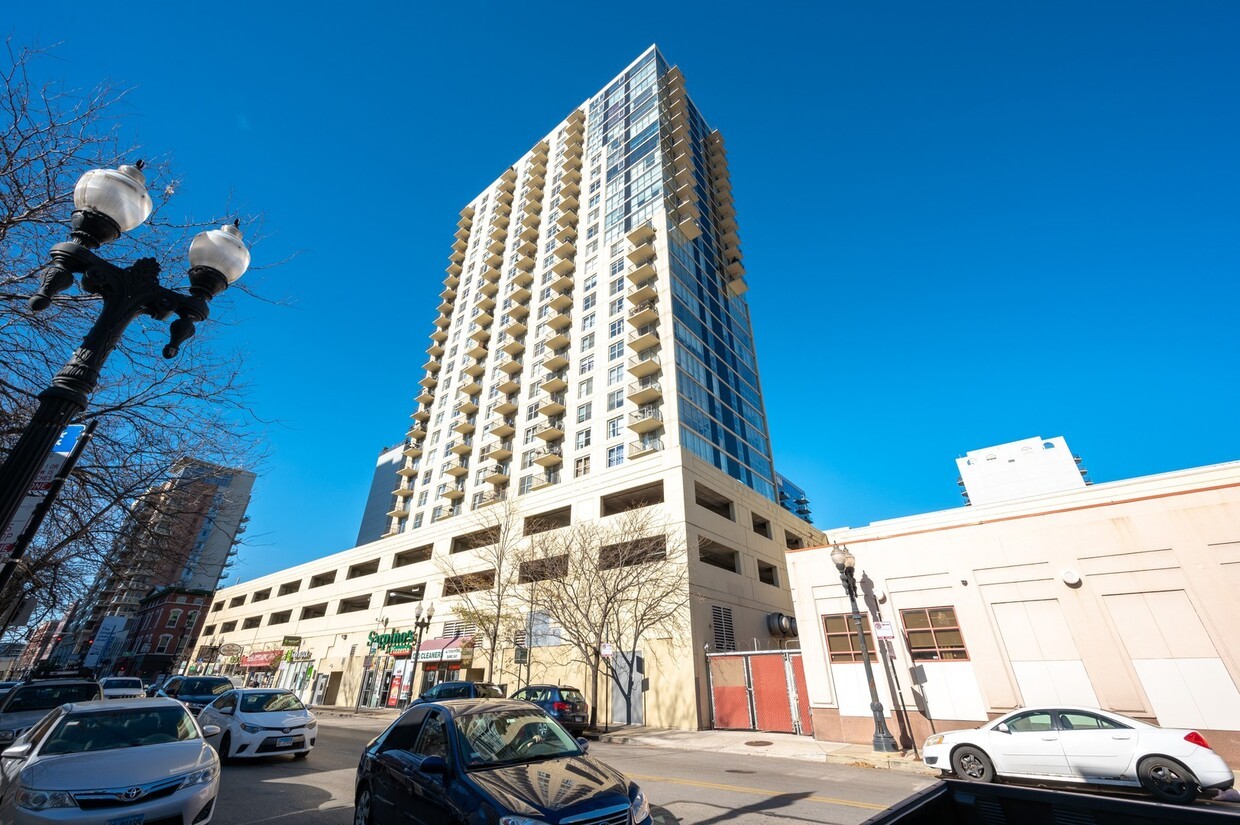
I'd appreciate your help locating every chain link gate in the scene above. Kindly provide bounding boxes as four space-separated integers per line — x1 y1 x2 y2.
706 650 813 736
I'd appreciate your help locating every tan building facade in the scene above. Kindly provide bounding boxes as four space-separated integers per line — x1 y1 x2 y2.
788 460 1240 765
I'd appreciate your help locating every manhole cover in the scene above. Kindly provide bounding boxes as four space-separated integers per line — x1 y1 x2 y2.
745 740 773 747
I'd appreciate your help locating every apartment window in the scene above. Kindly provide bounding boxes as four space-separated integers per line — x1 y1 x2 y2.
608 341 624 361
575 429 592 449
166 609 182 628
609 259 625 276
607 389 624 410
901 607 969 660
203 624 217 636
576 402 592 423
251 589 271 602
606 417 622 438
221 621 237 633
241 617 261 630
582 313 596 331
609 297 624 315
309 571 337 588
580 332 595 351
229 596 246 608
347 559 381 579
574 456 591 477
757 561 779 586
156 634 173 654
338 595 372 614
300 603 328 620
582 293 597 311
578 378 593 396
444 569 496 595
579 355 594 373
417 491 429 507
583 272 598 290
607 445 624 467
607 365 624 386
822 614 877 662
609 319 624 338
711 605 736 651
278 580 301 596
212 601 224 613
394 545 433 567
413 513 424 528
268 610 292 626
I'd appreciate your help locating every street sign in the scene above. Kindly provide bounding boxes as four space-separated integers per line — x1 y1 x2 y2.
600 643 615 658
281 635 302 647
219 643 243 656
0 424 86 563
874 621 896 641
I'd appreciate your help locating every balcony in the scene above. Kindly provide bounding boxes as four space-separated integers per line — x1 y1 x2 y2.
553 240 576 260
483 441 513 461
556 209 577 229
548 290 573 312
627 379 663 406
466 340 488 360
551 256 575 277
517 239 537 258
541 371 568 393
678 218 702 241
437 299 453 315
452 417 477 436
501 337 525 357
418 373 439 390
555 223 577 244
442 486 466 501
534 419 565 441
488 238 505 256
627 261 656 284
386 503 410 519
626 238 656 266
450 439 474 456
628 279 657 305
673 163 694 186
463 360 486 378
486 251 504 269
559 191 580 211
469 325 491 344
426 340 445 357
628 407 663 434
726 259 746 279
494 395 519 415
627 224 656 246
546 310 572 332
397 464 418 478
432 507 458 523
550 272 574 293
497 375 521 395
627 353 661 378
505 305 530 325
491 417 517 438
446 460 470 478
452 238 467 254
530 472 561 491
422 356 442 372
481 464 510 484
408 422 428 439
434 314 451 328
412 407 431 422
499 355 524 375
392 486 415 499
459 378 483 397
627 325 660 353
446 262 463 278
543 348 570 372
628 301 659 328
538 392 567 417
518 223 539 242
402 442 423 459
430 328 449 343
533 447 563 468
472 308 494 328
727 277 749 297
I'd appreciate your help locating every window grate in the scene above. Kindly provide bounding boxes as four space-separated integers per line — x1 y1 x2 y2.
711 604 736 651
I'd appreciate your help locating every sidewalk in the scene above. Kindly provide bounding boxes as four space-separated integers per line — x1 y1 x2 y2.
311 704 401 720
595 725 936 776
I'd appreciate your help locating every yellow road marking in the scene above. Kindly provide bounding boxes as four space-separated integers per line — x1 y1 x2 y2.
626 773 888 811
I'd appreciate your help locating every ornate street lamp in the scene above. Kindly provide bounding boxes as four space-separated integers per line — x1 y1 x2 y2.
830 544 898 753
0 162 250 593
403 603 435 709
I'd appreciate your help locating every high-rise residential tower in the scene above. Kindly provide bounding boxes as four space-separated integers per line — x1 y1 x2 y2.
202 47 822 729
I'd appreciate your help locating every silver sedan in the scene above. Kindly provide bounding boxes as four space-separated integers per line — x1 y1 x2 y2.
0 697 221 823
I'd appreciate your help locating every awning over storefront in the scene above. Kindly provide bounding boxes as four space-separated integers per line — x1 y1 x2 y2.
240 649 283 668
392 635 474 663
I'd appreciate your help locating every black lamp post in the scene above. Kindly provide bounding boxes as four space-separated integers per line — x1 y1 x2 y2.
0 162 250 594
831 544 899 753
405 602 434 707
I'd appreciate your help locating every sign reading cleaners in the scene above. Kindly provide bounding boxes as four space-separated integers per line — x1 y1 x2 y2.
0 425 85 562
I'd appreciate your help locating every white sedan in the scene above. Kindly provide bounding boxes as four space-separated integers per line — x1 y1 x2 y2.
99 676 145 700
198 688 317 760
923 705 1235 804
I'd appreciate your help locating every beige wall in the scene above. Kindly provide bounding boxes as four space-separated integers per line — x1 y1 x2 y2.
788 461 1240 764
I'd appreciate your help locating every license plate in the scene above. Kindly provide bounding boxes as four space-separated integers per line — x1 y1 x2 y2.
107 815 144 825
277 736 294 747
572 715 585 722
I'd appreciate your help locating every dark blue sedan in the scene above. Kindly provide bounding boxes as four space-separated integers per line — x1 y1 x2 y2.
355 699 652 825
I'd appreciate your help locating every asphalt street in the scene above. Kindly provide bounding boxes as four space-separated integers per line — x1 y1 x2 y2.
211 716 934 825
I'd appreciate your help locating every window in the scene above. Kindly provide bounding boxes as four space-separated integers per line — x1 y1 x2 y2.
417 491 429 507
300 603 328 620
229 596 246 608
166 609 182 628
348 559 381 579
394 545 433 567
156 634 173 654
900 607 968 660
695 484 734 520
751 513 773 539
575 429 592 449
607 389 624 410
1055 711 1126 731
268 610 292 625
309 571 336 588
607 365 624 385
220 621 237 633
578 378 593 396
609 319 624 338
574 456 591 477
251 589 271 602
599 535 667 569
443 570 496 595
278 580 301 596
606 417 622 438
202 624 216 636
241 617 261 630
600 480 664 515
607 445 624 467
576 402 592 423
185 610 198 629
609 297 624 315
582 293 597 311
338 595 371 614
1006 712 1055 733
822 614 877 662
582 313 596 331
451 527 499 553
212 602 224 613
518 555 569 583
608 341 624 361
524 506 571 534
580 332 595 350
579 355 594 373
711 605 736 651
757 561 779 586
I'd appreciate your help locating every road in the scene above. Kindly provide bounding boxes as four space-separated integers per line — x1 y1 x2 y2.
212 716 934 825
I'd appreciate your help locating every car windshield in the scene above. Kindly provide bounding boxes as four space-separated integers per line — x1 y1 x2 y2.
4 683 100 713
477 684 504 699
456 709 582 768
239 692 304 713
101 678 143 690
560 689 585 704
179 679 232 697
40 707 198 755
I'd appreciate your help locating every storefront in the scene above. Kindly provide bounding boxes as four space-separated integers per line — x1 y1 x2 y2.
276 650 316 700
371 635 475 708
239 649 283 686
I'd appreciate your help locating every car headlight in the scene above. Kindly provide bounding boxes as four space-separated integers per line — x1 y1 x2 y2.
630 786 650 822
498 818 549 825
306 719 317 729
925 735 945 747
0 729 14 743
16 789 77 811
239 721 263 734
181 766 218 787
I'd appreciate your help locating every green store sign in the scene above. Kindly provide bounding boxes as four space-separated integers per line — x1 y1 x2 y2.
369 629 416 653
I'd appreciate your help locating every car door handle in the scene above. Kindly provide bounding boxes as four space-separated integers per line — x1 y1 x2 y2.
1041 736 1058 741
1112 735 1132 740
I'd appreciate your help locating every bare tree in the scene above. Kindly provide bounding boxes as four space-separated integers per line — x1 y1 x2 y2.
434 496 526 678
524 508 690 728
0 40 266 639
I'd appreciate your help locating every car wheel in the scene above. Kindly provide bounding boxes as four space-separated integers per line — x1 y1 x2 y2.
355 784 373 825
1138 755 1198 804
219 732 232 762
951 745 995 782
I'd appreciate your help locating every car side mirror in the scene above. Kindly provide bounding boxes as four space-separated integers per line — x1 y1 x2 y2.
419 755 447 774
576 737 589 753
2 743 32 760
202 725 221 737
996 723 1010 734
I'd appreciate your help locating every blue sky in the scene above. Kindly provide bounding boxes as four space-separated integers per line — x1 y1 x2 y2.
10 2 1240 582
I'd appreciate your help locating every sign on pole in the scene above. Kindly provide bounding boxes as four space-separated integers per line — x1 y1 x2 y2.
282 635 302 647
0 424 86 563
874 621 896 641
218 643 243 657
600 643 615 658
